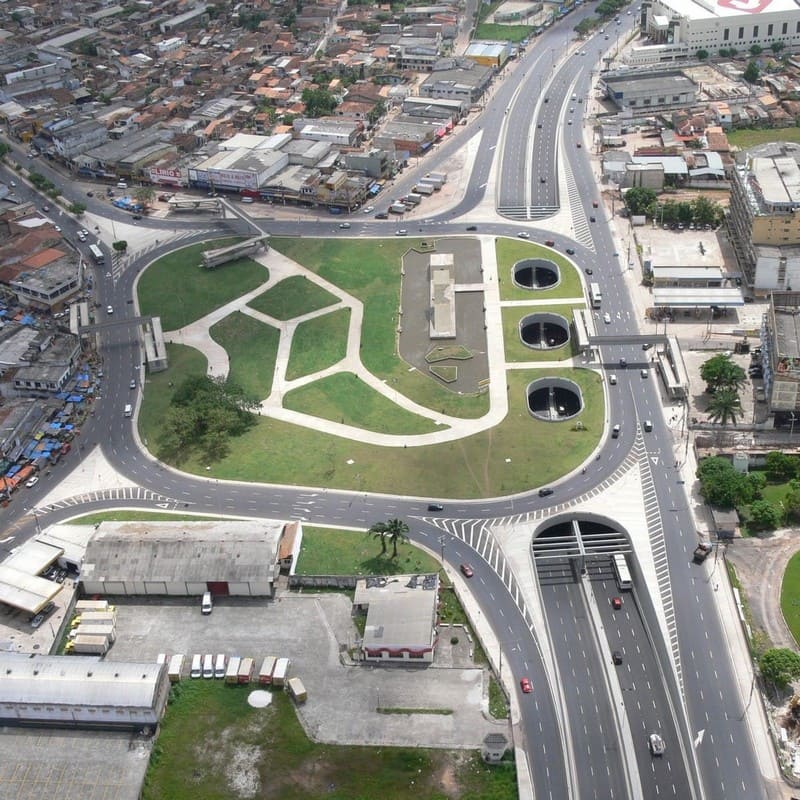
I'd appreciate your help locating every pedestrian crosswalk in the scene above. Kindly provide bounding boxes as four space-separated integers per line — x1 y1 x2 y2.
562 157 594 251
36 485 182 515
498 205 560 221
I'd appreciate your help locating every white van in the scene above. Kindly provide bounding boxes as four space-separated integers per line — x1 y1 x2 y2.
190 654 202 678
124 404 132 418
201 591 212 615
214 653 226 678
241 196 254 203
203 654 214 678
116 180 128 189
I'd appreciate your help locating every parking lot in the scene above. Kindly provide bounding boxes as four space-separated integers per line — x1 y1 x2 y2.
106 593 500 750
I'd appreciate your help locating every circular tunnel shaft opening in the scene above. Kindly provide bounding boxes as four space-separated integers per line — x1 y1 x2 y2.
527 377 583 421
513 258 560 290
520 312 570 350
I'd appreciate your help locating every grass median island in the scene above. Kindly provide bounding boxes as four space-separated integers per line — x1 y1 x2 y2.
138 240 268 331
270 237 489 419
496 239 584 302
296 526 441 575
143 681 516 800
210 311 279 400
247 275 339 320
502 304 583 362
286 308 350 380
70 511 227 524
143 363 602 496
283 372 443 436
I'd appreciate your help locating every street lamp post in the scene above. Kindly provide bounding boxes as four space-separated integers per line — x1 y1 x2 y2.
438 535 446 566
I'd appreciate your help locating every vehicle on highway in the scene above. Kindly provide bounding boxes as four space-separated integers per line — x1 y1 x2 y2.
603 312 611 324
544 239 554 246
517 232 530 239
609 374 617 385
565 248 575 255
611 596 623 609
519 677 533 694
363 206 374 213
9 181 15 187
644 420 653 432
396 230 407 236
642 342 652 350
585 267 593 275
539 177 546 183
338 222 351 229
619 357 627 367
577 143 582 148
466 225 477 231
106 305 114 315
648 733 666 756
592 201 599 208
77 232 86 242
589 215 595 222
612 651 623 665
201 591 213 615
640 369 648 378
130 379 136 390
375 212 388 219
611 424 620 439
460 564 474 578
42 204 50 212
427 503 444 512
132 214 142 220
538 487 553 497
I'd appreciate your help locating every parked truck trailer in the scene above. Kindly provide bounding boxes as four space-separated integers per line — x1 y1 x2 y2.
287 676 307 703
413 183 435 196
68 634 110 655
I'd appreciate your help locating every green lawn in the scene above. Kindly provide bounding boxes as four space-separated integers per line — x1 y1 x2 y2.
70 511 227 525
475 22 531 41
248 275 339 321
143 682 517 800
781 551 800 648
286 308 350 381
502 304 583 362
296 526 441 575
210 312 280 401
283 372 443 436
138 241 268 331
143 351 603 496
496 239 584 302
727 127 800 150
270 237 489 419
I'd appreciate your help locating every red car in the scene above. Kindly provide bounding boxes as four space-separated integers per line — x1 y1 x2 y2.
460 563 474 578
612 596 623 610
519 677 533 694
544 239 555 247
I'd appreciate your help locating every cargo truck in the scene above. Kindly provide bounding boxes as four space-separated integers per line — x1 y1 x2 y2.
225 656 241 684
404 193 422 206
287 676 307 703
72 624 116 642
258 656 277 684
168 653 185 682
389 202 408 214
72 611 116 626
272 657 290 687
693 542 713 563
413 183 435 196
75 600 112 613
238 657 255 684
68 634 110 655
426 172 446 186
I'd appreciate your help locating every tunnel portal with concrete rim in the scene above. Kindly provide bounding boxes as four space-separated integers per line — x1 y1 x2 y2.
526 377 583 421
512 258 560 290
519 312 570 350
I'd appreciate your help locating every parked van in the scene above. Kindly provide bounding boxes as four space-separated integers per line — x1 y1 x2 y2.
241 196 254 203
124 404 132 418
190 654 202 678
272 657 290 687
201 591 212 614
214 653 226 678
258 656 277 684
116 180 128 189
203 654 214 678
225 656 241 684
168 653 185 682
287 676 307 703
238 657 255 684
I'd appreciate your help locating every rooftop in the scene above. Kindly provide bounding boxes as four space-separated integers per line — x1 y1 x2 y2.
654 0 800 20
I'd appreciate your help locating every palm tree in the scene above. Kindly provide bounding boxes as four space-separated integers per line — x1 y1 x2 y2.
707 388 742 426
385 518 409 559
367 521 388 555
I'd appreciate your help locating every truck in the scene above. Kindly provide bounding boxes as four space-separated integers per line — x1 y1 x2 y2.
71 624 116 642
237 657 255 684
693 542 713 563
413 183 435 196
225 656 241 684
425 171 446 187
258 656 277 684
168 653 185 682
389 202 407 214
272 657 290 687
404 193 422 206
72 611 116 626
75 600 112 613
67 634 110 655
287 676 307 703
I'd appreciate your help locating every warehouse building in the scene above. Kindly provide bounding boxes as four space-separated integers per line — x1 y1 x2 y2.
80 520 285 597
599 71 697 112
0 653 169 729
354 574 439 663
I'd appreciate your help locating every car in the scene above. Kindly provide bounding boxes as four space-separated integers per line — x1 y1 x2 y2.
569 107 574 113
648 733 666 756
603 312 611 324
544 97 549 103
592 201 599 208
42 204 50 212
612 252 619 257
642 342 652 351
130 379 136 389
86 190 94 197
77 232 86 242
612 650 623 665
585 267 593 275
466 225 477 231
611 424 620 439
106 305 114 315
460 563 474 578
427 503 444 512
612 596 623 609
519 677 533 694
640 369 648 378
396 230 407 236
589 215 595 222
29 602 55 629
538 487 553 497
566 248 575 255
25 475 39 488
517 232 530 239
81 229 89 236
338 222 351 229
544 239 555 247
375 212 388 219
576 142 582 148
619 357 627 367
9 181 15 187
132 214 142 220
201 591 213 615
605 34 609 39
537 123 543 129
644 419 653 432
540 177 546 183
609 374 617 385
567 120 572 125
363 205 374 214
54 225 61 232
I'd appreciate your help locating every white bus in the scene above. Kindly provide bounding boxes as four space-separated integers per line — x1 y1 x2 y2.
612 553 632 591
88 244 105 264
589 282 602 308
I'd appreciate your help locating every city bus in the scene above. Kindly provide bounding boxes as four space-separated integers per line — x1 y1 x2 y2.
612 553 632 591
589 282 602 308
88 244 105 264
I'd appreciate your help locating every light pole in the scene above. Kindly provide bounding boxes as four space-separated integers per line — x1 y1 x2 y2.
438 535 446 566
790 412 796 440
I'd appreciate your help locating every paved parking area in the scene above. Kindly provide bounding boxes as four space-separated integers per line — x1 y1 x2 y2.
106 593 503 749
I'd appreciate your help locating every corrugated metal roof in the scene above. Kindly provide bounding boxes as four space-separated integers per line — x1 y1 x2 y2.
0 564 62 613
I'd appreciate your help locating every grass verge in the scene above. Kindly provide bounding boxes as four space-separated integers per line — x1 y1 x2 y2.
781 552 800 648
283 372 443 435
296 526 441 576
138 241 268 331
210 311 279 400
286 308 350 381
502 304 583 362
496 239 584 302
247 275 339 320
727 127 800 150
70 511 227 525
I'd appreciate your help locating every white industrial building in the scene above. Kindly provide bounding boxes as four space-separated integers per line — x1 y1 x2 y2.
189 147 288 191
632 0 800 64
0 653 170 729
80 520 286 597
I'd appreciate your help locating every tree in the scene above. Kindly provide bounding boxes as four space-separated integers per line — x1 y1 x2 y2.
749 499 782 531
367 521 388 554
765 451 798 482
385 518 409 558
743 60 760 84
700 354 746 394
624 187 657 216
771 41 785 54
301 87 338 117
0 142 10 159
696 49 709 60
784 481 800 521
707 388 742 425
112 240 128 253
760 648 800 689
697 457 761 508
749 44 763 56
134 186 155 207
691 195 724 227
68 202 86 216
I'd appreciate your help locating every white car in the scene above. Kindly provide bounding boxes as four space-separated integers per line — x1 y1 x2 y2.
25 475 39 488
517 232 530 239
338 222 351 229
603 312 611 324
396 230 408 236
363 205 374 214
106 305 114 315
648 733 665 756
609 374 617 385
